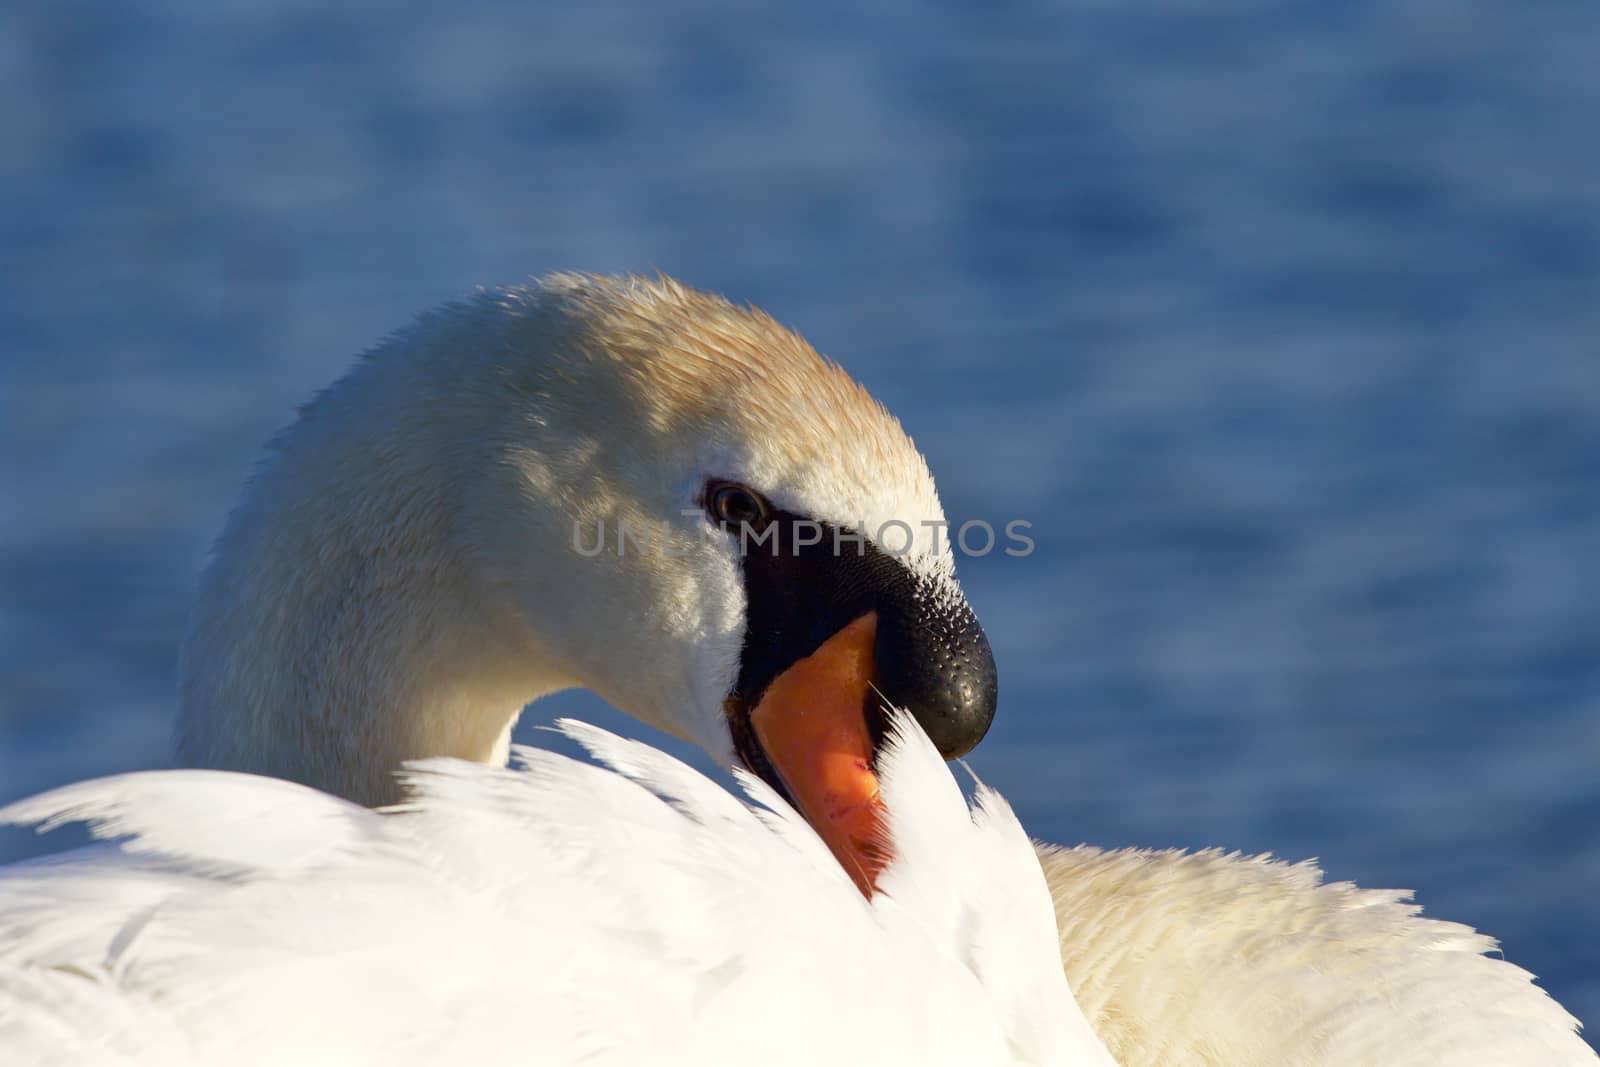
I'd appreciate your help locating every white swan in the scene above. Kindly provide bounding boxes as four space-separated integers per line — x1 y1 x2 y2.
0 273 1592 1064
0 714 1115 1066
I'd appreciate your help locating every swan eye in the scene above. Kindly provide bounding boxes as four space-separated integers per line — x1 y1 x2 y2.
707 482 770 530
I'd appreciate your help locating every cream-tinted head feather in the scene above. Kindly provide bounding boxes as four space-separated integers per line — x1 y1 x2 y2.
512 273 950 576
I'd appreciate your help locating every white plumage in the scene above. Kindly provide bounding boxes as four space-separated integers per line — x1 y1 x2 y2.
2 274 1591 1065
0 716 1116 1067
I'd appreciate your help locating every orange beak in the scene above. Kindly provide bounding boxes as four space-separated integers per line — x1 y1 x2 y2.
749 611 886 897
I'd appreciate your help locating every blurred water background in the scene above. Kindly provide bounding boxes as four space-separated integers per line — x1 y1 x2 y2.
1 0 1596 1038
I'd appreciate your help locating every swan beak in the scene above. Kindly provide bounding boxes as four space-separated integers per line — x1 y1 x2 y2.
749 611 886 897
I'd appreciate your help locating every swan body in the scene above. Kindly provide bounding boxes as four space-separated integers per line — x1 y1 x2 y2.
0 717 1115 1067
1038 845 1595 1066
1 273 1591 1063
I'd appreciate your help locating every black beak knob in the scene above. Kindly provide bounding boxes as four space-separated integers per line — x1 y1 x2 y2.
874 589 998 759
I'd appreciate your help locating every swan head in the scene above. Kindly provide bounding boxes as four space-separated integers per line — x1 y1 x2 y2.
472 275 997 885
180 273 997 892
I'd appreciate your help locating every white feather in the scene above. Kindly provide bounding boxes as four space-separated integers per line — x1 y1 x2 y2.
0 716 1115 1067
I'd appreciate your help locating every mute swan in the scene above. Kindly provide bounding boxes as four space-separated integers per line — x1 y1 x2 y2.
1 273 1592 1064
0 714 1116 1066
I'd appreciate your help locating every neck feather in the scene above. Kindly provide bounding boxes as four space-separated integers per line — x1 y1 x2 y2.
175 316 567 806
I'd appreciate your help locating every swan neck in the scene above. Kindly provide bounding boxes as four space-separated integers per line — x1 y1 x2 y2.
175 324 566 806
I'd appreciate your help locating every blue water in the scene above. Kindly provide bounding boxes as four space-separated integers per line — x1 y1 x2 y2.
2 0 1597 1039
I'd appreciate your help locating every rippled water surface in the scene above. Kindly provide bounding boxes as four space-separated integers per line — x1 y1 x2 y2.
2 0 1597 1038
